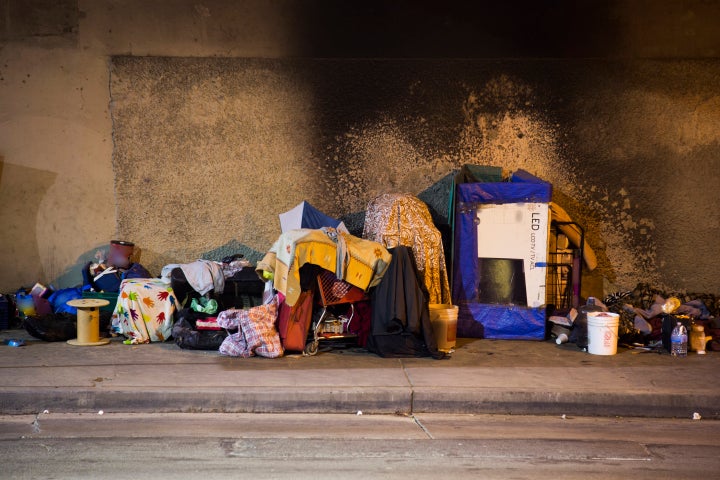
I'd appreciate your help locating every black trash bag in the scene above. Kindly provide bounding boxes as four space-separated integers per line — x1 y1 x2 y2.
172 308 230 350
23 312 113 342
23 313 77 342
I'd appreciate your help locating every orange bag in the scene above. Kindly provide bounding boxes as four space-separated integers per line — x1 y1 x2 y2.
276 290 314 352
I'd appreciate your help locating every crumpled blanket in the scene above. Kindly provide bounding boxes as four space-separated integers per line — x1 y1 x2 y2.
217 299 283 358
160 259 225 295
256 228 391 307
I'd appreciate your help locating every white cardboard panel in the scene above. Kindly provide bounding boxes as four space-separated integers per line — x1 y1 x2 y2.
476 202 549 307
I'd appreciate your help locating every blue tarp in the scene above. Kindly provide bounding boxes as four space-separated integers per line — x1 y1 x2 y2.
451 167 551 340
458 303 546 340
455 170 551 206
279 201 347 232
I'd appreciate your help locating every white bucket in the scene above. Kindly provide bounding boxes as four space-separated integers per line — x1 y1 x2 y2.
429 304 458 352
586 312 620 355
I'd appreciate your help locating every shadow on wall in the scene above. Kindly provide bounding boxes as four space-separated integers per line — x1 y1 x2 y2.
289 1 622 59
0 159 57 292
51 242 115 290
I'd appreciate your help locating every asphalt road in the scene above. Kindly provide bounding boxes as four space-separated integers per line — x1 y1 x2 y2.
1 412 718 479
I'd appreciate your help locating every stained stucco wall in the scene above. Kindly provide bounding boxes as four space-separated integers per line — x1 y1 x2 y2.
1 1 719 298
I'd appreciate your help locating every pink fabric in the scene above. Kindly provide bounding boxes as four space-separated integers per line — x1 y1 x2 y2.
218 298 283 358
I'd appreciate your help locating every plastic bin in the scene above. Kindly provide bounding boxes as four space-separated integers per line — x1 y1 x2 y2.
81 291 119 312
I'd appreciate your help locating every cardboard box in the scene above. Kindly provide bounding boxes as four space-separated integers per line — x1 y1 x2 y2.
475 201 549 308
452 167 552 340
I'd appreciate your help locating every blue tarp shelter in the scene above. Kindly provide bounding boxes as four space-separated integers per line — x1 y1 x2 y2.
451 166 552 340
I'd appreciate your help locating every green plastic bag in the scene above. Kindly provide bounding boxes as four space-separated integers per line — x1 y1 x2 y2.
191 296 218 314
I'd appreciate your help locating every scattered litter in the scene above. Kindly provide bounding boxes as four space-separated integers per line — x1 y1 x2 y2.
693 412 702 420
561 414 567 420
662 297 681 314
31 418 40 434
356 410 363 416
98 410 104 415
31 409 48 434
549 308 577 328
623 343 663 354
4 339 25 347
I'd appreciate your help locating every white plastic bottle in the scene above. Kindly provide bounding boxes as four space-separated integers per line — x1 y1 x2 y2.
670 322 688 357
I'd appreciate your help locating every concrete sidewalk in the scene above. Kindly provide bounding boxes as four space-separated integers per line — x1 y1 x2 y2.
1 328 718 419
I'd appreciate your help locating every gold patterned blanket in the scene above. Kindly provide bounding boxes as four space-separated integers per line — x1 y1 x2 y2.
363 193 452 305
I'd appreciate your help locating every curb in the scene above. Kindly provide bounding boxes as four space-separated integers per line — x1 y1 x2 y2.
2 387 718 419
411 389 720 419
0 387 413 415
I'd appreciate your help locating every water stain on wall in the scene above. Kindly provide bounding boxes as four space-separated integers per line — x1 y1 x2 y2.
110 57 720 295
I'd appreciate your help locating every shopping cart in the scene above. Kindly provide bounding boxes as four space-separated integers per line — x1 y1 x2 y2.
304 269 368 355
546 221 584 310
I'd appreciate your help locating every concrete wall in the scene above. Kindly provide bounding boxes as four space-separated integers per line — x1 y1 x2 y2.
1 0 719 298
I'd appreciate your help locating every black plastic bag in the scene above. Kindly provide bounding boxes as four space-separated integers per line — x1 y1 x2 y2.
23 313 77 342
172 308 229 350
23 312 112 342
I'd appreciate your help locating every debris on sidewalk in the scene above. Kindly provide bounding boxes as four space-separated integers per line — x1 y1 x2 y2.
549 283 719 356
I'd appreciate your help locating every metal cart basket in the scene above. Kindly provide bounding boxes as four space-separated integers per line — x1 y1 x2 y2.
545 221 584 310
304 269 367 355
